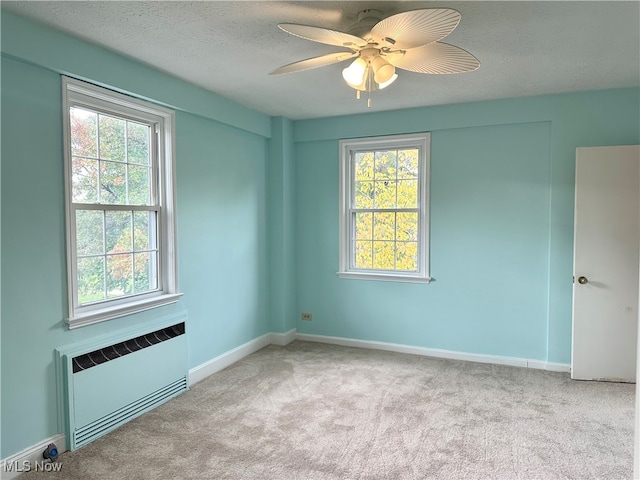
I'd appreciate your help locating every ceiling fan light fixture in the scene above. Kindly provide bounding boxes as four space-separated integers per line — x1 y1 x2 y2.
371 56 395 84
343 67 369 91
343 55 396 91
342 58 367 86
345 59 397 92
378 73 398 90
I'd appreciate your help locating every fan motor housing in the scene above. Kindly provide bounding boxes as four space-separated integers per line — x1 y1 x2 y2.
348 9 383 39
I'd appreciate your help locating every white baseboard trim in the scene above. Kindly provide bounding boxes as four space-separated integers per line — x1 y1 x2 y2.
270 328 297 346
189 333 273 385
1 434 66 480
189 329 298 385
295 333 571 373
526 360 571 372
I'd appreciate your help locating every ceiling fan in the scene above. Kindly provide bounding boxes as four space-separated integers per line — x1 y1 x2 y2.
270 8 480 106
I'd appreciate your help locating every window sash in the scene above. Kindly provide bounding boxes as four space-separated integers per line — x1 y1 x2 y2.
348 146 423 274
68 104 159 207
68 103 161 310
70 204 161 309
348 210 422 273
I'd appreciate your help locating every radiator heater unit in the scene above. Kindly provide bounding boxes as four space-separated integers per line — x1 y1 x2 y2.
56 318 188 450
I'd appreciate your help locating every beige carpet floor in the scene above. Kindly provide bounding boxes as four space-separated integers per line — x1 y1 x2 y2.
20 341 635 479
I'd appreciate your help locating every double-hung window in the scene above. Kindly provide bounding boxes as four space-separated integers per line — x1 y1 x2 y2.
63 77 181 328
338 133 431 283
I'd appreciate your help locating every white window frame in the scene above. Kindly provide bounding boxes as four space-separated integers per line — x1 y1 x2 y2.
62 77 182 328
338 132 431 283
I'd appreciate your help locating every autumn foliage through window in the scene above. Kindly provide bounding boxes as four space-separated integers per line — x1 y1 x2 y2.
71 107 158 305
353 149 420 271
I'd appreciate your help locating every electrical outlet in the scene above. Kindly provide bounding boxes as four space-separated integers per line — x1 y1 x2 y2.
301 312 312 321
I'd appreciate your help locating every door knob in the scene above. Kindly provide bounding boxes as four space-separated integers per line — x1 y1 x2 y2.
577 276 588 284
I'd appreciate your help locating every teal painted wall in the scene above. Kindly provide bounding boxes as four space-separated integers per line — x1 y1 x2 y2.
175 112 270 367
293 88 640 364
268 117 296 334
1 12 272 458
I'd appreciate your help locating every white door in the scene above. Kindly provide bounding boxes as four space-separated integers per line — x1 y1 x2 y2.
572 145 640 382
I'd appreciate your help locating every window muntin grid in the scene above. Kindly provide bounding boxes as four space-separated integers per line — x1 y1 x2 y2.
69 105 160 306
349 148 420 272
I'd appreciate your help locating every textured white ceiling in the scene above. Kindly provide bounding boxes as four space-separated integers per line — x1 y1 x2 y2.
3 1 639 120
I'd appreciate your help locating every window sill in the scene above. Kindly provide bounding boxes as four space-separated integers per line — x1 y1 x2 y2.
67 293 184 329
337 271 431 284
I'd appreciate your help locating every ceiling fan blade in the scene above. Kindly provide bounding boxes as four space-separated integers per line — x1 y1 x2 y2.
278 24 367 49
270 51 357 75
387 42 480 74
371 9 461 49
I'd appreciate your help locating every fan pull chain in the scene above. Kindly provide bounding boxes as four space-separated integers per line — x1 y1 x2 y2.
366 66 373 107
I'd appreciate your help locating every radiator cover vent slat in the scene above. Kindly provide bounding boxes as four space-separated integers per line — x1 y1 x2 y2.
74 377 187 448
72 323 185 373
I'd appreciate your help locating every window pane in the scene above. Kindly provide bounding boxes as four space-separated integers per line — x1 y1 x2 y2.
373 241 395 270
396 242 418 271
133 252 155 292
127 121 150 165
148 251 159 290
133 211 154 251
354 241 373 269
398 149 419 179
107 253 133 298
374 180 396 208
100 161 127 204
396 212 418 241
106 211 132 253
78 256 105 304
354 152 374 181
354 181 374 208
76 210 104 256
355 212 372 240
373 212 395 240
70 108 97 158
374 150 397 180
99 115 126 162
128 165 151 205
72 157 99 203
397 180 418 208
